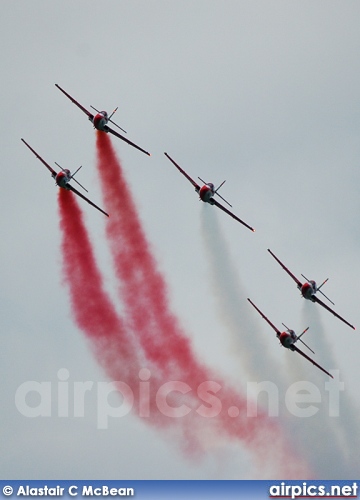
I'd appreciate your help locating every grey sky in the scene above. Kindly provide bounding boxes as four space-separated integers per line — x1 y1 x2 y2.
1 1 360 479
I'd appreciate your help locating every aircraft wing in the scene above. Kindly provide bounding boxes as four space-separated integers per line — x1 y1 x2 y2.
105 125 151 156
291 344 333 378
212 199 255 231
164 153 200 191
55 84 94 120
67 184 109 217
21 138 56 178
247 299 281 337
267 249 302 287
313 296 355 330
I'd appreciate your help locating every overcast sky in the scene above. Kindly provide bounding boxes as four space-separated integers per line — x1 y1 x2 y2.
1 1 360 480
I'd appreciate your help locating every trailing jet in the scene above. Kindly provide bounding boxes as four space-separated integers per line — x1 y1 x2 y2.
248 298 333 378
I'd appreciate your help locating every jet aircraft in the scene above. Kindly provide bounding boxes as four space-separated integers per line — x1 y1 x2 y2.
247 298 333 378
268 249 355 330
21 139 109 217
55 84 151 156
164 152 255 231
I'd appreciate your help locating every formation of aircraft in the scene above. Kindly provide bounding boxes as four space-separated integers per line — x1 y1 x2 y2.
247 299 333 378
268 249 355 330
21 84 356 379
55 84 151 157
164 152 255 231
21 138 109 217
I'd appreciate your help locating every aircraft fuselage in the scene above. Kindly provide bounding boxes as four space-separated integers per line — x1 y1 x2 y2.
199 183 215 203
92 112 109 131
300 281 317 301
279 330 297 349
55 169 71 189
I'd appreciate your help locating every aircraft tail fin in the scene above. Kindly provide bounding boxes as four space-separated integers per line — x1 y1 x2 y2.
296 327 315 354
70 165 88 193
317 278 335 305
108 107 127 133
214 180 232 207
55 162 88 193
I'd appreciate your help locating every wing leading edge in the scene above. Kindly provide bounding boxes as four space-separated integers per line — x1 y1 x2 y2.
267 249 302 287
212 199 255 232
313 296 355 330
21 138 57 177
67 185 109 217
164 152 200 191
106 126 151 156
247 298 281 337
55 84 94 119
291 344 333 378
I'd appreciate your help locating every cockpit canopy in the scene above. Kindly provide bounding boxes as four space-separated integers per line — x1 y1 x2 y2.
309 280 317 290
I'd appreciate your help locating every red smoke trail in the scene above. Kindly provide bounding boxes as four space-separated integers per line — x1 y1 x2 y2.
57 188 235 445
57 188 136 376
94 133 311 477
58 190 163 419
95 133 196 378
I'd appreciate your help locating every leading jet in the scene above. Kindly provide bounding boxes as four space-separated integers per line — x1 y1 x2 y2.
55 84 151 156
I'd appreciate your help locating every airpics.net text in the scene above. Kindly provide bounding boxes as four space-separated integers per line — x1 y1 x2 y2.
14 368 344 429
